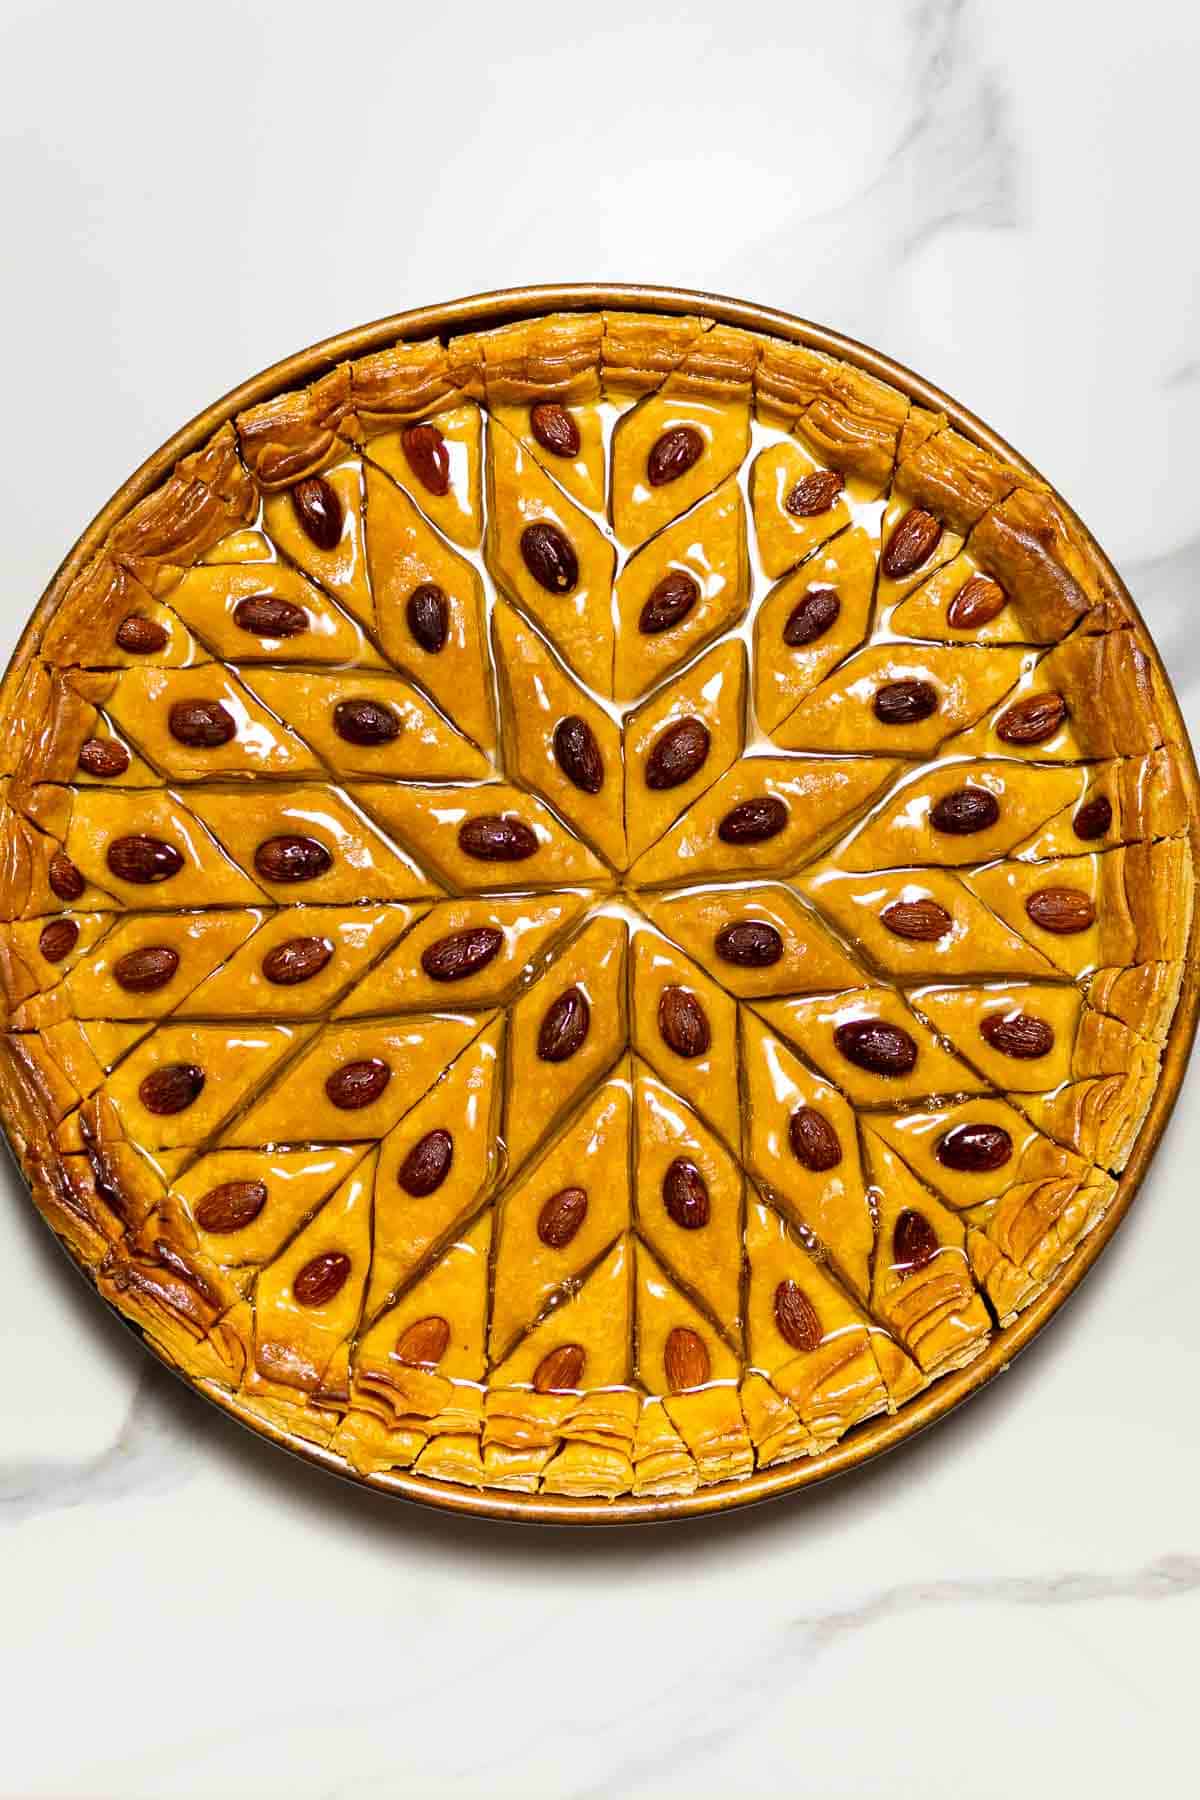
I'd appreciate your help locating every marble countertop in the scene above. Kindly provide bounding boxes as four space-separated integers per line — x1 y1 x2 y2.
3 2 1198 1794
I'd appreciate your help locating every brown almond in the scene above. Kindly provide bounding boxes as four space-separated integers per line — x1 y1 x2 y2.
537 1186 588 1249
644 716 710 790
537 986 590 1062
420 925 504 982
261 936 333 986
664 1325 709 1392
647 425 704 486
893 1209 938 1272
930 787 1000 834
398 1128 454 1196
530 402 580 458
458 814 539 862
293 1250 351 1307
139 1063 205 1115
113 944 180 992
168 700 237 748
254 834 332 883
658 986 711 1059
333 698 401 746
980 1012 1054 1059
48 851 85 901
396 1315 451 1367
784 469 844 517
406 583 449 653
115 614 168 654
107 835 183 884
834 1018 918 1076
788 1106 842 1172
39 918 79 963
78 737 130 778
662 1157 710 1230
718 796 788 845
946 573 1006 629
233 594 309 639
195 1179 268 1234
935 1122 1013 1173
783 586 840 646
401 422 451 496
774 1279 823 1351
325 1058 390 1110
882 507 943 579
881 898 953 942
996 692 1067 745
520 521 578 593
873 678 939 725
553 715 604 794
1025 885 1096 934
1073 794 1113 841
639 569 700 634
714 920 783 967
290 475 343 550
533 1344 586 1393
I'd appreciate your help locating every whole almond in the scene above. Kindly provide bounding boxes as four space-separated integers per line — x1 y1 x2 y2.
39 918 79 963
406 583 449 653
881 898 953 942
783 586 840 646
784 469 844 517
293 1250 351 1307
520 521 578 593
774 1279 823 1351
401 423 451 496
1073 793 1113 841
893 1209 938 1272
935 1122 1013 1173
234 594 309 639
139 1062 205 1115
420 925 504 982
664 1325 709 1392
537 986 590 1062
834 1018 918 1075
458 814 539 862
113 944 180 992
1025 886 1096 934
930 787 1000 834
658 986 711 1059
718 796 788 845
78 737 129 778
639 569 700 634
980 1012 1054 1059
537 1186 588 1249
882 507 943 579
996 692 1067 745
553 715 604 793
334 698 401 746
325 1057 390 1109
48 851 85 901
644 716 710 789
396 1315 451 1366
946 573 1006 629
662 1157 710 1230
168 700 237 748
530 402 580 458
254 834 332 883
290 475 343 550
115 614 168 654
647 425 704 486
195 1179 268 1234
107 835 183 884
873 679 939 725
788 1106 842 1172
398 1128 454 1196
714 920 783 967
533 1343 586 1393
261 936 333 986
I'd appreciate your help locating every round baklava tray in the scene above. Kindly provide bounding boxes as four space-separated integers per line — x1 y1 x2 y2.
2 285 1195 1521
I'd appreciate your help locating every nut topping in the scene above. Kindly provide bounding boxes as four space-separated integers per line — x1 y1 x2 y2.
553 715 604 794
537 985 590 1062
893 1209 938 1272
396 1315 451 1367
783 586 840 646
38 919 78 964
946 574 1006 629
113 945 180 992
261 936 333 986
980 1012 1054 1059
1025 886 1096 934
520 521 578 593
639 569 700 634
662 1157 710 1229
48 851 85 902
930 787 1000 835
880 898 954 942
882 507 943 579
420 925 504 982
774 1279 823 1351
658 986 711 1059
78 738 129 778
168 700 237 748
644 716 710 790
533 1344 586 1393
996 692 1067 745
290 475 343 550
664 1325 709 1392
530 402 580 458
647 425 704 486
834 1019 918 1076
293 1251 351 1307
401 422 451 496
935 1122 1013 1173
1073 794 1113 841
324 1057 391 1110
537 1186 588 1249
458 814 539 862
873 679 939 725
714 920 783 967
788 1107 842 1172
195 1179 268 1234
333 698 401 746
717 796 788 845
406 583 449 653
139 1062 205 1115
784 469 844 517
254 835 332 883
115 614 168 654
234 595 309 639
107 835 183 884
398 1128 454 1196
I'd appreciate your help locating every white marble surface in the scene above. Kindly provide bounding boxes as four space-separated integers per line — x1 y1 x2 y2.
3 2 1199 1794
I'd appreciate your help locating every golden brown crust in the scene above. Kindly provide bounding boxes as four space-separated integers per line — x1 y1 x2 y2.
895 417 1027 534
235 364 353 487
